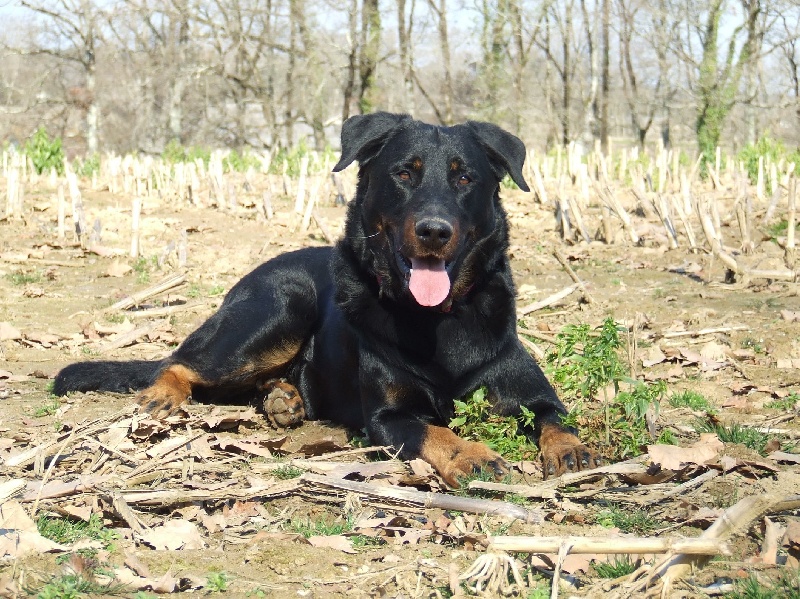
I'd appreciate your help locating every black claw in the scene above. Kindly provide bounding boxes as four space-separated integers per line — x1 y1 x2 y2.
547 462 556 476
563 453 576 470
581 451 591 467
146 400 159 412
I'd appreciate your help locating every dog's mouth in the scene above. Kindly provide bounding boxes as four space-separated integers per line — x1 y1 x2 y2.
395 250 453 307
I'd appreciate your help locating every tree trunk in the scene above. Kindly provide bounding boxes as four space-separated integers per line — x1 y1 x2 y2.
359 0 381 114
397 0 416 115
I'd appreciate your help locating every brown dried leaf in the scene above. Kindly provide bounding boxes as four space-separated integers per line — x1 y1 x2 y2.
641 345 667 368
201 407 260 430
139 520 205 550
106 260 133 278
0 323 22 341
648 434 723 469
307 535 356 553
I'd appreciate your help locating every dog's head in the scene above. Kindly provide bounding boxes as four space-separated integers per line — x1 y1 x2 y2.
334 112 529 310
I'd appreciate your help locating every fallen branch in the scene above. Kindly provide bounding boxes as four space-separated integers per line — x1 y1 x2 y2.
106 273 186 311
552 250 595 304
489 535 729 556
640 493 800 595
517 284 579 316
467 459 648 499
301 473 542 523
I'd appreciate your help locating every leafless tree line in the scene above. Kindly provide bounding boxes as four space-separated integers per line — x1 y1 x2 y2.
1 0 800 158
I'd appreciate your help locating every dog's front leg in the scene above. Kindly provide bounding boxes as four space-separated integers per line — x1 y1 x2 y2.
360 375 508 488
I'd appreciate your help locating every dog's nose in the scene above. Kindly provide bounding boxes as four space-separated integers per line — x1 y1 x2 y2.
415 217 453 249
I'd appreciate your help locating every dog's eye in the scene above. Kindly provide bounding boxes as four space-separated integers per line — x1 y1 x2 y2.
458 175 472 186
397 170 411 181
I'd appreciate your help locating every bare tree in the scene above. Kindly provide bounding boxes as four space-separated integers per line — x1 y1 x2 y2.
20 0 105 153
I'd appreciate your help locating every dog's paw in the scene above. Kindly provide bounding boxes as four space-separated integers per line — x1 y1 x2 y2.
443 442 510 488
260 379 305 428
136 387 190 419
539 423 600 479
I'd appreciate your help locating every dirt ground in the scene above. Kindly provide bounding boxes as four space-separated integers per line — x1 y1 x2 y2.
1 172 799 598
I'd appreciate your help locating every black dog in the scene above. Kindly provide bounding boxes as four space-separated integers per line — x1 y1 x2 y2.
54 112 598 486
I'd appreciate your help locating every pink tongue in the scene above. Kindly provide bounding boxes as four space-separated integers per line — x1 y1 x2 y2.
408 258 450 306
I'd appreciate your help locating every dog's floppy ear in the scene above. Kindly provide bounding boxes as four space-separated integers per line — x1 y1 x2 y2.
333 112 410 172
466 121 530 192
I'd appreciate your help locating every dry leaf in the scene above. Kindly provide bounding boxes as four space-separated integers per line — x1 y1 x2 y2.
0 500 69 558
106 260 133 277
307 535 356 553
139 520 205 550
0 323 22 341
642 345 667 368
648 434 723 469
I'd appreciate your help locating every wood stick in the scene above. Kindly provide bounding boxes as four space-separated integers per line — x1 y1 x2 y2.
519 335 545 360
787 176 796 269
130 196 142 258
124 302 204 319
645 494 800 595
490 535 730 556
468 460 648 499
517 284 579 316
301 473 541 523
106 273 187 311
552 250 595 303
98 321 162 353
661 325 748 338
57 184 66 239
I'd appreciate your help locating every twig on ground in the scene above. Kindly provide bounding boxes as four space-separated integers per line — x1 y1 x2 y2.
106 273 187 311
517 284 579 316
552 250 595 304
301 473 542 522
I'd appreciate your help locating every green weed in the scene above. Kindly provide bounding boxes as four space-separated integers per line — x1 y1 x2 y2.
272 465 303 480
35 573 123 598
449 387 536 461
596 504 660 534
591 556 637 578
206 571 229 593
37 513 118 548
74 153 100 178
765 394 799 411
694 420 775 455
25 126 65 175
33 398 61 418
727 570 800 599
289 517 352 538
669 390 714 412
545 317 627 402
6 271 42 285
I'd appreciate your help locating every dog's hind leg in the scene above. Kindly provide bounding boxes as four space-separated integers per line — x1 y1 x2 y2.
136 280 317 418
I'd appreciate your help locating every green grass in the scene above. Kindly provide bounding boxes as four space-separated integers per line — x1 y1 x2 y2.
33 398 61 418
449 387 536 461
206 571 229 593
272 465 303 480
288 517 352 538
669 390 714 412
765 394 799 411
726 570 800 598
596 504 661 534
37 513 118 548
34 573 124 598
741 337 766 354
6 271 42 285
694 420 774 455
591 556 637 578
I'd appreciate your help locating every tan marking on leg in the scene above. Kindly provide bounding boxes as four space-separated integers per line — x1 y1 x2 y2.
419 425 508 488
235 338 303 380
136 364 206 418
